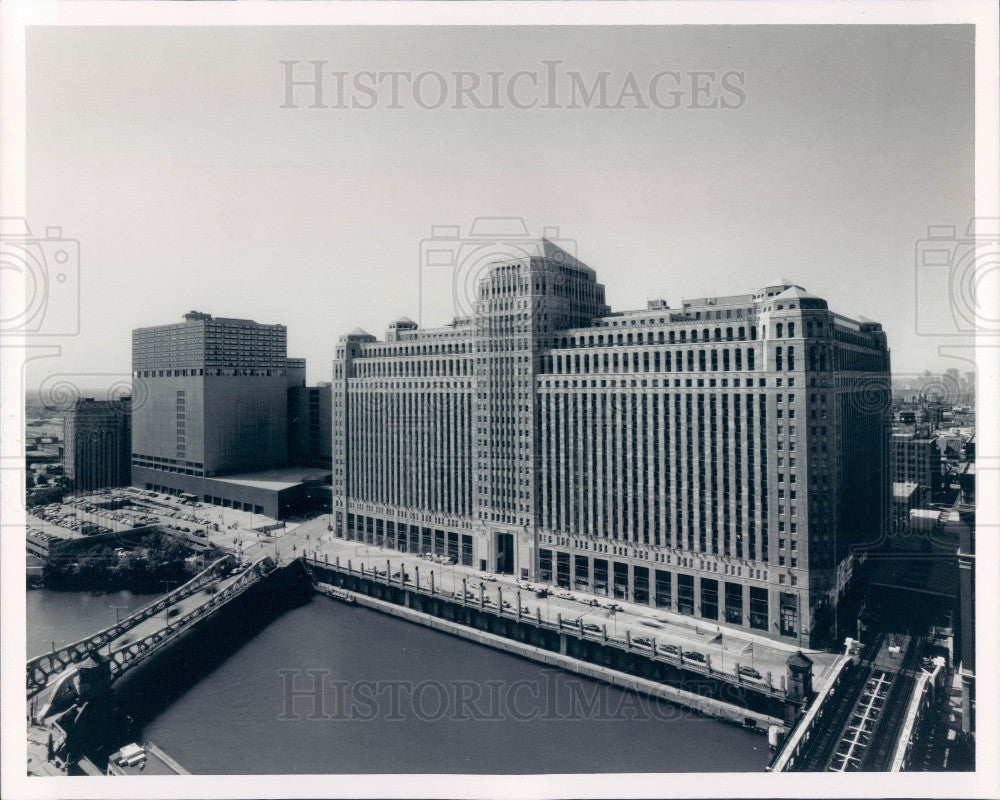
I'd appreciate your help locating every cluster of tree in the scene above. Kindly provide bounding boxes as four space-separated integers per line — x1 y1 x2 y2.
42 532 205 592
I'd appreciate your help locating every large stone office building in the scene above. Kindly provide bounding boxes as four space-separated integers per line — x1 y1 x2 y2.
332 240 891 646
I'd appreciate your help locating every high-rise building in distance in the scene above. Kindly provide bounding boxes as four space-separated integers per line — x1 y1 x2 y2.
332 240 891 647
891 431 943 499
64 397 132 492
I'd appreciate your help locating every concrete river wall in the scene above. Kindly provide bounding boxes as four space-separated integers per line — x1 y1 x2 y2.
304 558 785 730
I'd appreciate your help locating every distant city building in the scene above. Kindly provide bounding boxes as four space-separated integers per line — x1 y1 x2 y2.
64 398 131 492
953 508 975 734
131 312 328 518
288 383 332 469
891 482 927 536
332 240 891 647
891 431 943 498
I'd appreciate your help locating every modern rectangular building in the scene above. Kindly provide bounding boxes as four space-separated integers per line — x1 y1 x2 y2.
64 398 132 492
131 311 328 518
288 383 332 469
332 240 891 647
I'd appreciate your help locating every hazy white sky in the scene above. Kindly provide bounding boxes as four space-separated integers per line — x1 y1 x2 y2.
25 25 974 392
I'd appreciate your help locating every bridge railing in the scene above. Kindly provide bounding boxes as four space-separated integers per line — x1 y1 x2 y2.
302 555 786 698
107 556 276 681
27 554 237 696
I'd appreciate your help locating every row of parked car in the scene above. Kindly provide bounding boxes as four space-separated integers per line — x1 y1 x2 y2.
418 552 457 565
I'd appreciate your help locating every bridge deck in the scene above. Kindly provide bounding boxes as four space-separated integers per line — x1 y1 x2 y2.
29 557 274 714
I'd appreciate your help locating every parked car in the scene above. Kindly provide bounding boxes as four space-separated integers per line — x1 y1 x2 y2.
482 573 499 582
519 606 533 616
661 644 680 656
582 622 602 633
738 666 762 680
535 588 551 598
632 636 653 648
555 590 575 600
683 650 706 663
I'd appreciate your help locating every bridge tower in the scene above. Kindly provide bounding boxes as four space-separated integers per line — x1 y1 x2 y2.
76 652 113 704
784 650 814 726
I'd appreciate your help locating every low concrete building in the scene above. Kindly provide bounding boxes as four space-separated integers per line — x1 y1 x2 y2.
135 465 330 520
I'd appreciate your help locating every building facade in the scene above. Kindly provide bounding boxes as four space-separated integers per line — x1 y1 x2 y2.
332 241 891 647
288 383 333 469
891 432 943 499
64 398 132 492
131 311 327 517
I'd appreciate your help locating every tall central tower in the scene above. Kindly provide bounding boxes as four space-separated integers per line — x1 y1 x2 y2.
471 240 608 573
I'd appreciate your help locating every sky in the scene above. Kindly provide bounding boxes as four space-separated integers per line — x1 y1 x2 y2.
24 24 974 394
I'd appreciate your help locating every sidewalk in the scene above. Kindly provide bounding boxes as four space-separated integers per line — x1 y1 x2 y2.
295 526 839 684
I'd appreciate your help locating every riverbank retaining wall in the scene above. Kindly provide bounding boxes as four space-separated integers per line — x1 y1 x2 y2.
306 560 785 731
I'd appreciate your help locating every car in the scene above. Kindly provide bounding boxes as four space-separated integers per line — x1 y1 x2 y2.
482 573 499 582
738 666 763 680
582 622 602 633
535 588 550 598
608 603 624 612
166 607 181 618
683 650 706 663
517 580 533 590
555 590 575 600
661 644 680 656
585 598 601 607
391 571 411 581
501 600 513 609
519 606 533 616
632 636 653 648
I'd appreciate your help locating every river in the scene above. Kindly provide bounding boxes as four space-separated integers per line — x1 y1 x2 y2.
27 589 768 773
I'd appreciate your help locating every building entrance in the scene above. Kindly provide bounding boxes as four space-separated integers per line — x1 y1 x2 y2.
495 532 514 574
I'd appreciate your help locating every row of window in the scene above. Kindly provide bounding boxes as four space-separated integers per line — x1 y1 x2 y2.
537 547 800 637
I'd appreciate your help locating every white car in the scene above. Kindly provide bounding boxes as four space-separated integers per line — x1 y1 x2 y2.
555 590 575 600
482 573 499 582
